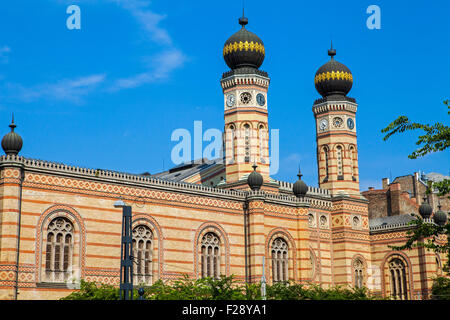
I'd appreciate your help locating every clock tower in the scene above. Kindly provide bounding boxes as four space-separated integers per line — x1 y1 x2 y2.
220 14 270 185
313 45 360 196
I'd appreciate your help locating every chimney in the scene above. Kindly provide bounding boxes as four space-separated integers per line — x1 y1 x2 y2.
382 178 390 189
389 182 402 216
413 172 419 200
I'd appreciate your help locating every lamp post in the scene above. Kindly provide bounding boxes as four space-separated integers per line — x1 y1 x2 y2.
261 256 266 300
115 198 133 300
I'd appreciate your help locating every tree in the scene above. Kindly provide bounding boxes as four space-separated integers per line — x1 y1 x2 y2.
61 276 381 300
382 100 450 299
381 99 449 197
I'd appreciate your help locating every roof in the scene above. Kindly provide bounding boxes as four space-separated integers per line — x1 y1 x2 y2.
369 214 416 230
151 158 223 182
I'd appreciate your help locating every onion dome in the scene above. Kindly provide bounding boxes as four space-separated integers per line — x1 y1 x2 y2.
418 197 433 219
293 170 308 198
2 115 23 156
433 205 448 226
223 13 265 70
314 42 353 97
247 164 263 191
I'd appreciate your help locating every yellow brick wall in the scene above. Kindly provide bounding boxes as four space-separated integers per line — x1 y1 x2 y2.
0 164 446 300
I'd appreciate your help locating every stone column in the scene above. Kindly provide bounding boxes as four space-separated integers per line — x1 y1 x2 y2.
0 160 24 300
295 199 310 283
246 191 266 283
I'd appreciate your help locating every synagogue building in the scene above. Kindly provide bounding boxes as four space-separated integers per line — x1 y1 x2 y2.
0 14 447 300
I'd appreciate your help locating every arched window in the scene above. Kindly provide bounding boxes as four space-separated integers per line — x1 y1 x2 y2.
132 225 153 286
349 146 357 181
259 124 265 163
44 217 74 282
353 258 364 288
323 146 329 182
271 238 289 283
228 124 235 163
388 258 408 300
436 254 442 276
201 233 221 278
336 146 343 180
244 124 250 163
310 251 316 280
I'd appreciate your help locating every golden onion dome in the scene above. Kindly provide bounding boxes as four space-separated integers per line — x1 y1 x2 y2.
223 15 265 70
315 44 353 97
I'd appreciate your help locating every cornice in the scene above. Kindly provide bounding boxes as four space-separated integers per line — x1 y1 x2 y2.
312 99 358 116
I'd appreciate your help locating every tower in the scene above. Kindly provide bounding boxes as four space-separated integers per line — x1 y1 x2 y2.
220 14 270 185
313 44 360 196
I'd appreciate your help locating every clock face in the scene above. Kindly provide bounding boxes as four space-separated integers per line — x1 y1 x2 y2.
256 93 266 106
319 118 328 131
226 94 235 107
240 92 252 104
332 117 344 128
347 117 355 130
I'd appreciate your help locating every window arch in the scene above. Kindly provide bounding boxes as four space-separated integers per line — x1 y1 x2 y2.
271 238 289 283
353 258 365 288
349 145 357 181
201 232 221 278
436 254 442 276
227 124 236 163
244 123 251 163
132 225 153 286
322 146 329 182
44 217 74 283
310 250 317 280
336 145 343 180
388 258 409 300
258 124 266 163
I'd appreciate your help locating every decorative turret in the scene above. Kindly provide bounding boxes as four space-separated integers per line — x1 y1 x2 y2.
221 12 270 185
2 115 23 156
293 170 308 198
433 204 448 226
312 43 360 196
418 197 433 219
247 164 263 191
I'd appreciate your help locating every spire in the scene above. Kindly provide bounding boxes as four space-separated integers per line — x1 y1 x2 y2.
239 3 248 27
9 113 16 132
297 164 303 180
328 40 336 59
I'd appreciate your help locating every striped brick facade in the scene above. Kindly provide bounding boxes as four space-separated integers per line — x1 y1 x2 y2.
0 156 445 300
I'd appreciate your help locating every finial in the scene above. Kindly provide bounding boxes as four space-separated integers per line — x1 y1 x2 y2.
252 163 258 171
239 3 248 27
297 164 303 180
328 40 336 59
9 113 16 132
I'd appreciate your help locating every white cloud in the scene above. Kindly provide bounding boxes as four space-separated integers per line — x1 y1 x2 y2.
111 0 173 45
6 0 186 104
0 46 11 63
109 49 186 91
11 74 106 104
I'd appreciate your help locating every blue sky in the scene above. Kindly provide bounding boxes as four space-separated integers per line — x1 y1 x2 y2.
0 0 448 190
